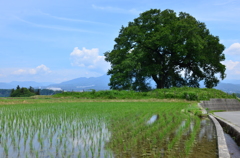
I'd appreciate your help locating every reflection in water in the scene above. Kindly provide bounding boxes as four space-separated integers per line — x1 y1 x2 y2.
0 117 114 158
224 133 240 158
189 118 218 158
146 114 159 124
0 112 219 158
198 119 215 141
69 121 113 158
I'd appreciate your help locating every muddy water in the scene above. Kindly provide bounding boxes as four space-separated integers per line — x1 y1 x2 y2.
188 118 218 158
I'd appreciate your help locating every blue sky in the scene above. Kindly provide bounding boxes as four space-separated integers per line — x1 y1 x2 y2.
0 0 240 83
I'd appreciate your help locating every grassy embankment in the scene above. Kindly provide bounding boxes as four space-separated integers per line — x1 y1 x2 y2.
0 87 236 104
53 87 237 100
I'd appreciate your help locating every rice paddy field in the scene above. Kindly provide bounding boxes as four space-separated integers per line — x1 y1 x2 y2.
0 99 217 158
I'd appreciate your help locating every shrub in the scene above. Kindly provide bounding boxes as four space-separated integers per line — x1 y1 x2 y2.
188 93 198 100
184 92 198 101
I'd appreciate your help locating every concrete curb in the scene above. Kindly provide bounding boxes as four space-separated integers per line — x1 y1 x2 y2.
213 114 240 146
208 115 231 158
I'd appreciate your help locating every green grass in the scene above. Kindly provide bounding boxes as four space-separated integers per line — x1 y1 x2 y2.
53 87 236 101
0 101 201 157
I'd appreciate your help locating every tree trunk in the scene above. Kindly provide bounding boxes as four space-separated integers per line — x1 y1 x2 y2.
152 75 164 89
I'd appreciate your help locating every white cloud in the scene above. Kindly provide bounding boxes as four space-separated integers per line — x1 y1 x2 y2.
221 60 240 79
222 60 239 70
224 43 240 55
12 69 27 75
12 64 51 75
36 64 51 73
29 69 37 74
70 47 110 73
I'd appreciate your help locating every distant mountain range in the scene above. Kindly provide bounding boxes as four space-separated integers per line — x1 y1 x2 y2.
0 75 240 93
45 75 110 91
215 83 240 93
0 81 53 89
220 79 240 85
0 75 110 91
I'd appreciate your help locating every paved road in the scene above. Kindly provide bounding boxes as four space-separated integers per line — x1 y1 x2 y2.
214 111 240 127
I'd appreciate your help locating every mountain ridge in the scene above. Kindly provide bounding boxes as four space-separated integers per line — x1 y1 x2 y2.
0 75 240 93
46 75 110 91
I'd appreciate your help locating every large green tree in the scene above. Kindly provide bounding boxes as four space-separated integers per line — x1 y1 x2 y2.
105 9 226 90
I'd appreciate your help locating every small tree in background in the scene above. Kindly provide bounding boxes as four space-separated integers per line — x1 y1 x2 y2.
28 86 35 93
10 86 37 97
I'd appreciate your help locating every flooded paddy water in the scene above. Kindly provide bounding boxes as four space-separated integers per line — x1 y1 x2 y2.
0 102 218 158
188 119 217 158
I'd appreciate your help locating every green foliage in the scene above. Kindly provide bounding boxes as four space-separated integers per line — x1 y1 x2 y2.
9 86 63 97
184 92 198 101
53 87 236 101
10 87 36 97
90 89 96 95
10 86 40 97
105 9 226 90
28 86 35 93
0 88 62 97
184 104 206 117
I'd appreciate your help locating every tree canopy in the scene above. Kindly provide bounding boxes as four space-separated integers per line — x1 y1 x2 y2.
104 9 226 90
10 86 39 97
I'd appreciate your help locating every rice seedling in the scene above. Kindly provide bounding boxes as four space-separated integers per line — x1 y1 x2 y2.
0 101 216 157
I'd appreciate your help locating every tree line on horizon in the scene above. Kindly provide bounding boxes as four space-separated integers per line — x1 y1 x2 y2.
10 85 40 97
0 86 63 97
